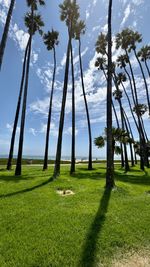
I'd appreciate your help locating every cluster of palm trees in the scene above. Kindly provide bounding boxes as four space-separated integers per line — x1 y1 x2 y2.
0 0 149 188
95 26 150 184
0 0 92 178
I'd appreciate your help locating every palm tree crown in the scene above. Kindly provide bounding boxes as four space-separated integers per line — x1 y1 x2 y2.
43 30 59 50
137 45 150 62
95 33 107 55
59 0 80 33
26 0 45 10
116 28 142 51
25 13 44 35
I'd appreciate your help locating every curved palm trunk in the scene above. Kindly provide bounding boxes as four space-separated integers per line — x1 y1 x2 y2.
123 110 137 164
124 67 136 106
7 39 30 170
118 100 130 172
123 66 148 142
0 0 15 70
145 60 150 77
112 100 119 128
53 37 71 178
70 42 76 174
121 81 139 131
43 47 56 171
79 38 92 170
134 49 150 115
15 36 32 176
103 67 124 168
125 51 145 170
106 0 115 188
112 99 124 168
123 109 134 166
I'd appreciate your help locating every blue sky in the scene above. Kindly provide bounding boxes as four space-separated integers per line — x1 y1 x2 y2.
0 0 150 159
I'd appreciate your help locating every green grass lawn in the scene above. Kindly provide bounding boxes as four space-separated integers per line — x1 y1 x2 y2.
0 164 150 267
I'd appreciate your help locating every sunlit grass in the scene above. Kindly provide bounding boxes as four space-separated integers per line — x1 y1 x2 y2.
0 164 150 266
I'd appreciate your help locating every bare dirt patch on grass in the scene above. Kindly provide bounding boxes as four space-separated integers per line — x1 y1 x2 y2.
111 251 150 267
56 189 75 196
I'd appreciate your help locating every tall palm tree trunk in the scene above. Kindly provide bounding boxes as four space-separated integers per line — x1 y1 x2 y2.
0 0 15 70
124 65 147 142
79 38 92 170
121 81 139 131
106 0 115 188
145 60 150 77
53 37 71 178
7 38 30 170
123 109 134 166
124 67 136 106
15 36 32 176
126 51 145 170
134 49 150 115
43 47 56 171
103 67 125 168
112 98 124 168
123 110 137 164
70 42 76 174
119 100 129 172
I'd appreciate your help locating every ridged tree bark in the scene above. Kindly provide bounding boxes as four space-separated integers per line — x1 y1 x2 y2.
0 0 15 70
43 47 56 170
70 42 76 174
79 38 92 170
7 38 30 170
53 37 71 178
106 0 115 188
15 36 32 176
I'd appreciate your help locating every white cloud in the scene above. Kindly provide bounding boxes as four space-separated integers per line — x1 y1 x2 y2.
0 0 11 9
29 128 37 136
121 4 131 27
6 123 20 134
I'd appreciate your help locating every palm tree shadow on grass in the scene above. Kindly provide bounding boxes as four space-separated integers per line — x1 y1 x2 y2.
0 177 53 198
79 188 112 267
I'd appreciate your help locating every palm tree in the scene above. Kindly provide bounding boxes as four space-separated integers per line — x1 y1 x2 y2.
116 30 146 170
137 45 150 77
7 38 30 170
94 127 130 164
116 56 148 142
123 110 137 164
113 88 130 172
43 30 59 171
53 0 79 178
0 0 15 70
15 5 44 176
95 4 115 186
70 41 76 174
122 109 134 167
127 29 150 116
95 33 107 56
95 57 125 168
116 72 138 128
74 20 93 170
116 29 150 115
106 0 115 188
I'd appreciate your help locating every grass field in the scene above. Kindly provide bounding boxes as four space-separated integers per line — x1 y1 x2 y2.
0 164 150 267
